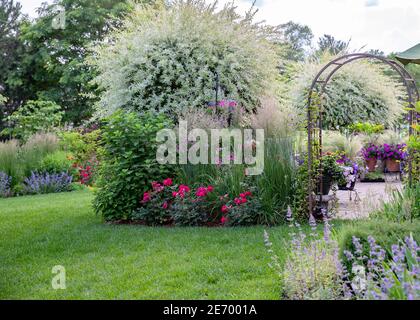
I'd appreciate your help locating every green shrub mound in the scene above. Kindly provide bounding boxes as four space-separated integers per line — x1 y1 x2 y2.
93 111 174 221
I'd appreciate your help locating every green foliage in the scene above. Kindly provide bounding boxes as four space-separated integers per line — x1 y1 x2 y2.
348 122 385 135
291 53 406 129
0 0 25 133
0 139 20 182
39 150 74 174
278 21 313 62
9 0 136 125
59 129 101 163
91 0 281 119
256 138 296 225
370 183 420 222
2 100 63 140
93 111 174 221
338 219 420 270
0 133 59 186
225 196 263 226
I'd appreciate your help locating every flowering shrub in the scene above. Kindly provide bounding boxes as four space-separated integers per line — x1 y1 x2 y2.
133 180 219 226
132 179 177 225
379 143 407 161
171 185 216 226
221 191 263 226
0 172 12 197
23 171 73 195
74 159 98 186
361 144 381 161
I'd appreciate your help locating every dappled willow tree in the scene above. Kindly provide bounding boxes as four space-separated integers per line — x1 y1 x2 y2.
91 0 282 119
290 53 406 130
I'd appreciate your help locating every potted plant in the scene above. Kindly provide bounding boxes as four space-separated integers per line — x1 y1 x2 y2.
336 154 359 191
318 153 343 195
379 143 407 173
361 144 380 172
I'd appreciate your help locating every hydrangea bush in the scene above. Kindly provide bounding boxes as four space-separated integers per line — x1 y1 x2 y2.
91 0 281 119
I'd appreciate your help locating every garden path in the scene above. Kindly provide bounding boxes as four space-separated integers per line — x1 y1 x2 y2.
335 178 402 219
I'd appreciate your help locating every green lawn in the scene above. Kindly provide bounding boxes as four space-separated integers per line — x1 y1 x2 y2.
0 190 291 299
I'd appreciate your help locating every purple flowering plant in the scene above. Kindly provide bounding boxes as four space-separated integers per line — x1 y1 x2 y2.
361 144 381 161
0 172 12 197
265 207 419 300
344 235 419 300
379 144 407 161
23 171 73 195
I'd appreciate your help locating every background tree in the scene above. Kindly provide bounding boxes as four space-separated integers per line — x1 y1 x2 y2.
278 21 313 62
9 0 137 126
0 0 25 132
317 34 350 55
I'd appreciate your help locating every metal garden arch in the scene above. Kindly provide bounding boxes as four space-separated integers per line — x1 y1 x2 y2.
307 53 420 215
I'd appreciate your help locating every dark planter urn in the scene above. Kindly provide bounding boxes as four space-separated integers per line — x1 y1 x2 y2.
318 175 332 195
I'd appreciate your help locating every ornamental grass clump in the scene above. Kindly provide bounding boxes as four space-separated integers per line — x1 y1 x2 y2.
23 172 73 195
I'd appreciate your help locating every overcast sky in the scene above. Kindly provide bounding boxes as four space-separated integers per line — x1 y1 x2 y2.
18 0 420 54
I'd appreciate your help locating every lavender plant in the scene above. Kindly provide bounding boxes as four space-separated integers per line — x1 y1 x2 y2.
344 235 419 300
0 171 12 197
23 171 73 195
265 207 346 300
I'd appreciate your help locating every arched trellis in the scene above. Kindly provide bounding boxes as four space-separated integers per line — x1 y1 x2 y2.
307 53 420 216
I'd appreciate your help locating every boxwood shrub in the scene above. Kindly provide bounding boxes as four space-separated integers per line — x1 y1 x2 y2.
93 111 174 221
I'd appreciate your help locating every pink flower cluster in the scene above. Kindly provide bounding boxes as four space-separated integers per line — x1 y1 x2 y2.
142 178 173 204
196 186 214 197
220 191 252 224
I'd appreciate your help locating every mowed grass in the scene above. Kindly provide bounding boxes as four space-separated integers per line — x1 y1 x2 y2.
0 190 292 299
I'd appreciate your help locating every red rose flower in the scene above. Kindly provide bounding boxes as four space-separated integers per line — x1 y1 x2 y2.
163 178 173 186
221 216 228 224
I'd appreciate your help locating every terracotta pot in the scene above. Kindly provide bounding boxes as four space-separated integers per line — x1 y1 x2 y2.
365 158 377 172
385 159 400 172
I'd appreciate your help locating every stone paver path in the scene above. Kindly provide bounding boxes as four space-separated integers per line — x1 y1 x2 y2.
335 180 402 219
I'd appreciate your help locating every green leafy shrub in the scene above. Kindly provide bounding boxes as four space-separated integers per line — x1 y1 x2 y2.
91 0 281 119
93 111 174 221
59 129 101 163
39 151 74 174
1 100 63 140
